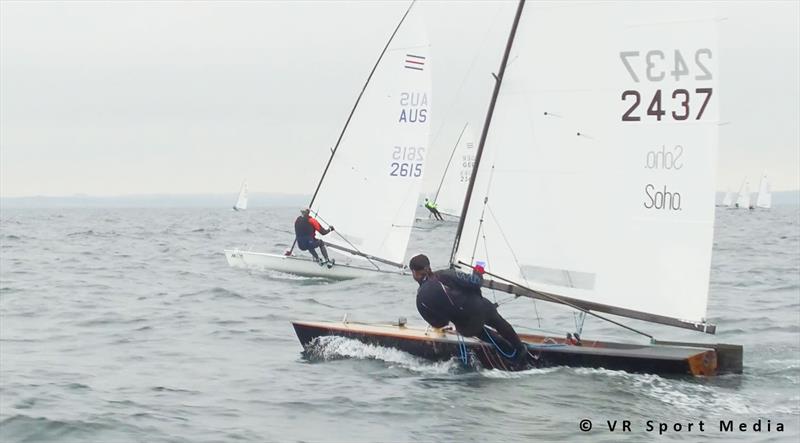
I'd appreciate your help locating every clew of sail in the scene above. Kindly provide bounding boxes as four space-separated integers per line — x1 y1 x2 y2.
454 2 720 329
310 15 431 266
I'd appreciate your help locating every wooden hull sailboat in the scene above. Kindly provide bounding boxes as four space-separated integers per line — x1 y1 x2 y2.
292 320 743 376
292 0 743 376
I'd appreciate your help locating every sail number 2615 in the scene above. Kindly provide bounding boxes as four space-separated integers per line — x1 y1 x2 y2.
390 146 424 177
620 49 713 122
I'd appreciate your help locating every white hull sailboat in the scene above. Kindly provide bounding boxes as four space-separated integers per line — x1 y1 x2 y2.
294 0 742 375
232 180 248 211
224 250 403 280
733 178 752 209
224 4 432 279
756 173 772 209
422 122 477 223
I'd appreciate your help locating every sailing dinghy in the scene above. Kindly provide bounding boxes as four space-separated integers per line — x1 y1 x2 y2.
423 122 477 222
232 180 248 211
293 0 743 375
225 5 431 280
734 178 752 209
756 174 772 209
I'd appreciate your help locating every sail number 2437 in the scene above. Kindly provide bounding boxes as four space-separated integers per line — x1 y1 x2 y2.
619 49 713 122
389 146 424 177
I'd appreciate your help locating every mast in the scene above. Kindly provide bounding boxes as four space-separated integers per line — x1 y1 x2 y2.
432 122 469 205
291 0 416 253
450 0 526 265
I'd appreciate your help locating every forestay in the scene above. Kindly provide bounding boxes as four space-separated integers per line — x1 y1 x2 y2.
311 15 431 265
455 2 720 325
434 124 476 217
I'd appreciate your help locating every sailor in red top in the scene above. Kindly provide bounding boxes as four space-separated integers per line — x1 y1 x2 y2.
294 208 335 267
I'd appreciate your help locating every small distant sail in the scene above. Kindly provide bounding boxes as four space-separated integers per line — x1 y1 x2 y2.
735 179 751 209
233 180 248 211
756 174 772 209
721 189 733 207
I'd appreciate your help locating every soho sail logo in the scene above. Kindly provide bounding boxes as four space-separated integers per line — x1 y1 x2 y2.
619 48 715 213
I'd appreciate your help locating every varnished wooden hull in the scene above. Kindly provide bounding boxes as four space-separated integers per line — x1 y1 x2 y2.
292 320 743 376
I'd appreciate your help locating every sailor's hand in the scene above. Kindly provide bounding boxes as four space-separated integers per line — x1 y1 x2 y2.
329 225 335 231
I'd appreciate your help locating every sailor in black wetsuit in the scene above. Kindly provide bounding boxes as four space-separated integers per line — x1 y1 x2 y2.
408 254 528 362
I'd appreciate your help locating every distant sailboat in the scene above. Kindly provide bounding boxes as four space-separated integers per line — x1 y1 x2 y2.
293 0 742 375
427 122 476 222
756 174 772 209
233 180 248 211
720 188 733 207
225 3 431 279
735 178 752 209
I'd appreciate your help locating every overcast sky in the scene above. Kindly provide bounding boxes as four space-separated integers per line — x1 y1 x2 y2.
1 0 798 198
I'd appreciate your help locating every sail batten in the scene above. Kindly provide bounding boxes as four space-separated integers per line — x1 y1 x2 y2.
454 2 720 328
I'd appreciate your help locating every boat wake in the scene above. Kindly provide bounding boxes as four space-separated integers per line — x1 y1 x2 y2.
303 336 460 375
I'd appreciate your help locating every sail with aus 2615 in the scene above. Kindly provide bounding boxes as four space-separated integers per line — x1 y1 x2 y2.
310 14 431 266
454 3 720 329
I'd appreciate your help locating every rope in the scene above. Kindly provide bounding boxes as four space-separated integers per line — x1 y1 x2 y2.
456 333 469 365
485 203 542 328
482 326 517 359
311 210 381 271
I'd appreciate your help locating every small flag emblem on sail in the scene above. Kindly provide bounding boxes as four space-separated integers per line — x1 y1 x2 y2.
404 54 426 71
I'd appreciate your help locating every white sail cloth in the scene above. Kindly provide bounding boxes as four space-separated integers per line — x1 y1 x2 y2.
455 2 719 324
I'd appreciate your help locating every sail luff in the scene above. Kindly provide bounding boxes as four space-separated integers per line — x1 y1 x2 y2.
450 0 526 265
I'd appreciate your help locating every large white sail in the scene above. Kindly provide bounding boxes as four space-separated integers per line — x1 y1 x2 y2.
455 2 719 324
432 124 476 218
310 15 431 265
736 179 751 209
756 174 772 208
234 180 248 211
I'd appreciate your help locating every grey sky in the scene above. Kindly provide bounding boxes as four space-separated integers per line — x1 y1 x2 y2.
1 0 798 198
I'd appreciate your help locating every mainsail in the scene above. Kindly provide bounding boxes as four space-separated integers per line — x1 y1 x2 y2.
431 123 476 218
453 2 720 332
309 14 432 266
233 180 248 211
722 188 733 207
756 174 772 208
736 179 751 209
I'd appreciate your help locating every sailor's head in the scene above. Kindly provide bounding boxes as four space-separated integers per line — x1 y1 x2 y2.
424 198 429 202
300 208 310 216
409 254 431 283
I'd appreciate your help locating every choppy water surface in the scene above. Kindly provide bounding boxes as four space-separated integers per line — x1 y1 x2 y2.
1 206 798 442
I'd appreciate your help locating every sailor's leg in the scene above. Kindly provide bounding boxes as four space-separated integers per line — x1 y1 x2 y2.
318 241 330 261
308 248 320 261
483 303 526 354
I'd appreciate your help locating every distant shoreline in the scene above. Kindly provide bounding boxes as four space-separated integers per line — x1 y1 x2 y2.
1 191 798 208
0 193 310 208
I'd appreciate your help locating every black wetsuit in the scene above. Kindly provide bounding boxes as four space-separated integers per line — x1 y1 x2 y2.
415 269 525 356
